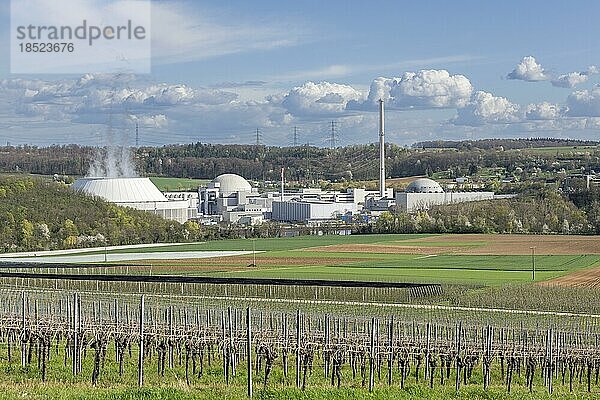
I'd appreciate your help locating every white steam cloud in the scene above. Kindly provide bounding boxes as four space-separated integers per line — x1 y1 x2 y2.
88 144 137 178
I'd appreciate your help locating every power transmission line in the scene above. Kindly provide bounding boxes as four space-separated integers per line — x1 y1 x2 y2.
329 121 338 149
255 128 262 145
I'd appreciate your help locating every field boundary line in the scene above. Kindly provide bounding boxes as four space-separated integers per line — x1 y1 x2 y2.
182 295 600 318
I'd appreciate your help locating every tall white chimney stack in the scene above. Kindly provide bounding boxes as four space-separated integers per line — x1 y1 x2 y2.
378 99 386 198
281 167 285 200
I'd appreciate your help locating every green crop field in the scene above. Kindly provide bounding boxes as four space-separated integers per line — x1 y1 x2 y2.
65 234 600 286
210 255 598 285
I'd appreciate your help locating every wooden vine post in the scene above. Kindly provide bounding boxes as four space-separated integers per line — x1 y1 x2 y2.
21 292 26 368
72 292 79 376
138 294 145 387
295 310 301 389
246 307 252 399
369 317 376 392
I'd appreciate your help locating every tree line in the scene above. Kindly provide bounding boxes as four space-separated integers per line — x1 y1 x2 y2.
413 138 600 150
2 139 600 184
368 187 599 235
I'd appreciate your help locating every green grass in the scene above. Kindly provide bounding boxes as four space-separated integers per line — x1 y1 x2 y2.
149 177 209 191
0 340 598 400
79 234 436 254
210 254 599 285
134 253 600 286
2 384 598 400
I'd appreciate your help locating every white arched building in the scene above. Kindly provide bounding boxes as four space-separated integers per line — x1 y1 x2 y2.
395 178 494 212
72 177 192 223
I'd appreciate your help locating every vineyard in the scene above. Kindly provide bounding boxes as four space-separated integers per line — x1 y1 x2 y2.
1 280 600 399
2 234 600 399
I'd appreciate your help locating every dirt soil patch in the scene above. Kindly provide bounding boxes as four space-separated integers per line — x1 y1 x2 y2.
542 266 600 288
422 234 600 255
310 235 600 256
309 244 463 255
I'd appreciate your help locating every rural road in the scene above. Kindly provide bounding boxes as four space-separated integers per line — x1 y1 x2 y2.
0 250 254 264
0 242 205 258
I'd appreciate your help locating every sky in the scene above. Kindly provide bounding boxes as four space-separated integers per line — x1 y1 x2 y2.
1 0 600 147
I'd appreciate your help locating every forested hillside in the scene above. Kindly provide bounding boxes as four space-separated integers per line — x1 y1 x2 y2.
0 176 206 253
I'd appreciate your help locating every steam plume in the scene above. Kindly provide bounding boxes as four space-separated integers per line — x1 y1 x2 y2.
87 127 137 178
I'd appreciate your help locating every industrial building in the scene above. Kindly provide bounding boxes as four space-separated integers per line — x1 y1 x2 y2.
164 191 199 221
198 173 390 224
395 178 495 212
199 173 269 224
72 177 191 223
198 100 394 224
271 200 358 223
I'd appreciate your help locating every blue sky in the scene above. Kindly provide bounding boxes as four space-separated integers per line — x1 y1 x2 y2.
1 0 600 146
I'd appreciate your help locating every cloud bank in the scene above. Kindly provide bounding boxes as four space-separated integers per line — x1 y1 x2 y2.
567 86 600 117
2 62 600 146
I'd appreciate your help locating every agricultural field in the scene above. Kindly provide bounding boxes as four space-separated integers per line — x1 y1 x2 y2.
79 234 600 286
148 177 210 191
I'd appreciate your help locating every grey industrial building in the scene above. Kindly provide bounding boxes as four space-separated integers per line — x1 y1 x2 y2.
271 200 358 222
197 101 498 224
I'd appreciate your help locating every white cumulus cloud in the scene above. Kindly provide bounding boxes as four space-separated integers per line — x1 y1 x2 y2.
525 102 566 120
0 74 238 124
552 72 589 88
567 86 600 117
129 114 168 128
277 81 364 117
351 70 473 110
551 66 599 88
507 56 549 82
454 91 522 126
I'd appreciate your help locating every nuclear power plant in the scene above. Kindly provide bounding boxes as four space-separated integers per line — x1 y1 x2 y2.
72 100 500 225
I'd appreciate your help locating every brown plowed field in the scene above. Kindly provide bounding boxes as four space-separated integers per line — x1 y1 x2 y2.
310 234 600 255
308 244 462 255
541 266 600 287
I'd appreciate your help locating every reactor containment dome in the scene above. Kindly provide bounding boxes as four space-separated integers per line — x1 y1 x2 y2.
211 173 252 196
72 177 190 223
405 178 444 193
